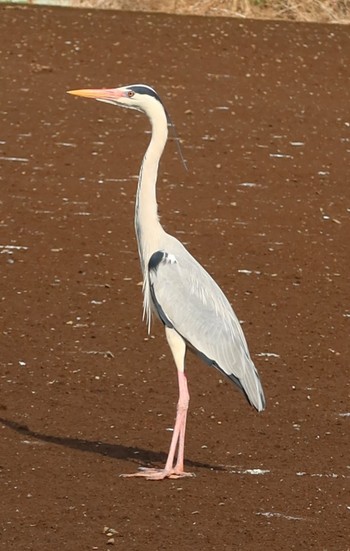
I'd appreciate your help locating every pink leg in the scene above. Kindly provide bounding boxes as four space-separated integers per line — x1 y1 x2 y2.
163 369 190 475
120 328 195 480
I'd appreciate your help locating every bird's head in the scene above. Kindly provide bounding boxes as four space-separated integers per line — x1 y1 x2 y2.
67 83 187 169
67 83 164 115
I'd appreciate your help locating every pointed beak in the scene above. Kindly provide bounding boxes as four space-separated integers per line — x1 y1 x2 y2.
67 88 124 101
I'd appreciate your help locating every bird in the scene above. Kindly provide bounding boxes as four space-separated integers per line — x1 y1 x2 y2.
67 84 266 480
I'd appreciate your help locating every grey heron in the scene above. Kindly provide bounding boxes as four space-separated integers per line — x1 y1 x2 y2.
67 84 266 480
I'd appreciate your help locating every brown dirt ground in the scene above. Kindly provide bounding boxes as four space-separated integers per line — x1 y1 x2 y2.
0 4 349 550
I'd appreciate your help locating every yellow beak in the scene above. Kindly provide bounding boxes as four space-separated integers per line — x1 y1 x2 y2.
67 88 123 101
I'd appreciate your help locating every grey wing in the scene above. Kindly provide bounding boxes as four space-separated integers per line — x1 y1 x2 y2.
148 247 266 411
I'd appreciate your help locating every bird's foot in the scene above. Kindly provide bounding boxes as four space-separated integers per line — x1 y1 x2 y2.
120 467 195 481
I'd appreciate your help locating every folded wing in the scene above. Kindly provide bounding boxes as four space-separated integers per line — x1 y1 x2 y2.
147 245 266 411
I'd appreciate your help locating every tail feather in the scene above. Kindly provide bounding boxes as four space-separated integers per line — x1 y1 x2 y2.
236 361 266 412
214 358 265 412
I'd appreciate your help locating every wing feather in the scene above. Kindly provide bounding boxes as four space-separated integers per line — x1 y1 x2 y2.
147 242 265 411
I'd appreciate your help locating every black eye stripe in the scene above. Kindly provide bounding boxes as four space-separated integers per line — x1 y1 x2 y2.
128 85 162 103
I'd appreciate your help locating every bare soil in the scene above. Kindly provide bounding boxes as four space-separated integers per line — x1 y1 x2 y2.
0 4 349 550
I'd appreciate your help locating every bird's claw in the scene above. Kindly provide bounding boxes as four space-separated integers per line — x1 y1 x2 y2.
120 467 195 480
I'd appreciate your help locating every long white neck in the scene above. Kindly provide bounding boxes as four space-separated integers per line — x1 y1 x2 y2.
135 101 168 274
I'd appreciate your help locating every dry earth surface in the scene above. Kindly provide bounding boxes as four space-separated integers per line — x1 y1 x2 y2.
38 0 350 24
0 4 349 550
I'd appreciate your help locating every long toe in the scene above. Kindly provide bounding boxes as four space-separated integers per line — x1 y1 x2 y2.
168 471 196 479
120 467 195 481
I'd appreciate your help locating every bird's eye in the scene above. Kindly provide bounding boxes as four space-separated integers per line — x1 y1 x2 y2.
127 91 135 98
